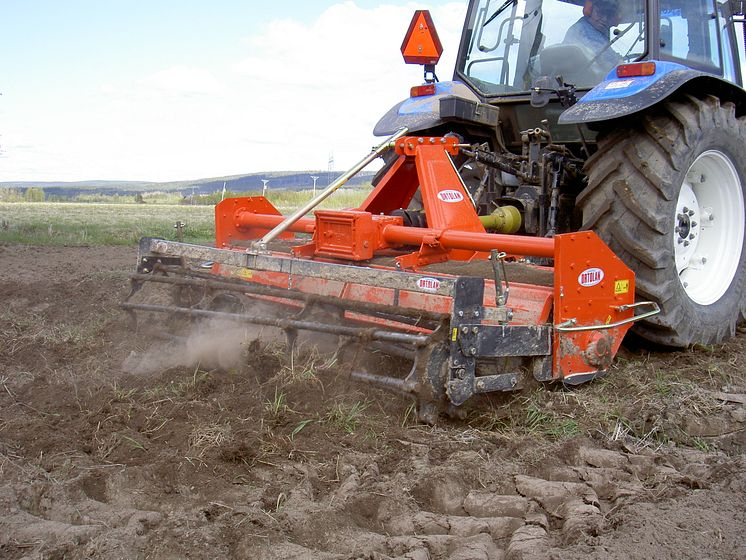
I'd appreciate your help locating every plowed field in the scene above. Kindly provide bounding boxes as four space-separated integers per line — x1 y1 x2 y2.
1 244 744 559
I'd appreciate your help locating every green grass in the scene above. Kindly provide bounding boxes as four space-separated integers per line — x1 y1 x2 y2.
0 202 215 246
0 188 370 246
325 400 370 434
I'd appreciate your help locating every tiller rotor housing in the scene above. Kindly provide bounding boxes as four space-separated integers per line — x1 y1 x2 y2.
124 135 658 423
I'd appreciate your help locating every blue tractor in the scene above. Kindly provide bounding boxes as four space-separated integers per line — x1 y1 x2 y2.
375 0 746 347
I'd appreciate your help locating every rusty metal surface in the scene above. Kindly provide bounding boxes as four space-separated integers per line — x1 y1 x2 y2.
130 270 447 323
423 259 553 287
141 238 459 297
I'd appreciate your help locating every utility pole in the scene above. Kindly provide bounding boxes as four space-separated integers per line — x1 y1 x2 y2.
310 175 319 197
328 153 334 186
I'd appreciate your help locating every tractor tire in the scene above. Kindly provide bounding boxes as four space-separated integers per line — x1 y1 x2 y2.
578 94 746 347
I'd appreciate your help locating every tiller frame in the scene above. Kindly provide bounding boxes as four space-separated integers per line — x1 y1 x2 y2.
124 131 658 423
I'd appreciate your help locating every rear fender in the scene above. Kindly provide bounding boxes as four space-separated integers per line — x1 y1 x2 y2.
558 61 746 125
374 80 498 136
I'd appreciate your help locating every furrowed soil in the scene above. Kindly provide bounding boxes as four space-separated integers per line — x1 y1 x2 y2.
1 243 745 560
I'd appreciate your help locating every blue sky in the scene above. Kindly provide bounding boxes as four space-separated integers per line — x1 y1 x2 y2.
0 1 464 182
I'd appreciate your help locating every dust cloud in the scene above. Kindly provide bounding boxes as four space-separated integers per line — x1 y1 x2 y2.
123 318 282 374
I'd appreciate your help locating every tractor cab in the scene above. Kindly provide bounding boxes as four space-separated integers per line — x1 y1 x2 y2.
457 0 743 99
375 1 745 148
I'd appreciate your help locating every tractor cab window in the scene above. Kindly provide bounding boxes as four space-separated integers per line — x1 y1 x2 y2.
458 0 646 95
659 0 723 73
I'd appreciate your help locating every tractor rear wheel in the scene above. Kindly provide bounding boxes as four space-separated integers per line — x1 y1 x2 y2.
579 95 746 347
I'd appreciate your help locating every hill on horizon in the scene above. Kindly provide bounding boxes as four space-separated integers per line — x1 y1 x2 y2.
0 170 376 198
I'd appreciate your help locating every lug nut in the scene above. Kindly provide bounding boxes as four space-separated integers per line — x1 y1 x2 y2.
689 233 695 240
691 221 697 227
688 210 695 216
684 241 690 247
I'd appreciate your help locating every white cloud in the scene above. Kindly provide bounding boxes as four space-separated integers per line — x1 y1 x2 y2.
0 2 466 182
139 65 226 96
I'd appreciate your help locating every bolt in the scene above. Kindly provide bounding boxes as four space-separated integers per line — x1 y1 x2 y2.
477 380 485 390
510 376 517 387
418 137 424 144
142 268 150 273
429 138 435 144
474 310 480 317
461 326 469 334
507 311 514 320
472 327 479 334
701 257 707 264
456 368 466 380
458 311 464 317
470 347 477 356
440 138 446 143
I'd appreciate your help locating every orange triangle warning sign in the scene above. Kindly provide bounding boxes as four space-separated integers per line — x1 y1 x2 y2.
400 10 443 65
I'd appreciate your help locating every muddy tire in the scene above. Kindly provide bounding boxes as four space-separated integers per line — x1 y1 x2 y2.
579 95 746 347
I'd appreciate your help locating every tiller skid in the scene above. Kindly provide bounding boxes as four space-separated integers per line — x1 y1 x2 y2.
124 131 658 423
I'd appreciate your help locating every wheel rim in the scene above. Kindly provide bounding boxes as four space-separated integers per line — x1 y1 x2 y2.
674 150 745 305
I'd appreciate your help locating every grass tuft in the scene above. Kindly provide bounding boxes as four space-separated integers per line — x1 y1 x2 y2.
325 400 369 434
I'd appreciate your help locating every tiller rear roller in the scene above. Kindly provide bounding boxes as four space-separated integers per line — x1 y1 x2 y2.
123 131 658 423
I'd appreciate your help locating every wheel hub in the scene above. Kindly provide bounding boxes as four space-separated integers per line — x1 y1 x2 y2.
674 151 744 305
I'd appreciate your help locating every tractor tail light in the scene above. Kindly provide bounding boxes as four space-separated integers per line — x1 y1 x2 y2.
410 84 436 98
616 62 656 78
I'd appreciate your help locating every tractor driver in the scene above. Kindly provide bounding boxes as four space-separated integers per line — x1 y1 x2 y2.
563 0 623 71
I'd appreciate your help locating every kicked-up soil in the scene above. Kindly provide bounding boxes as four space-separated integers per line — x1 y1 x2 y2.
0 243 744 559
